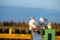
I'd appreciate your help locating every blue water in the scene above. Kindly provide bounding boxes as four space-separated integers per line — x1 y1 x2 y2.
0 7 60 23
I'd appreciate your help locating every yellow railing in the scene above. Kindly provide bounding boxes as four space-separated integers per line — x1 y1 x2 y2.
0 27 31 40
0 34 31 39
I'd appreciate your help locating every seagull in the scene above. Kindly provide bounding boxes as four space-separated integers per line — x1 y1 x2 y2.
39 17 47 29
28 17 39 32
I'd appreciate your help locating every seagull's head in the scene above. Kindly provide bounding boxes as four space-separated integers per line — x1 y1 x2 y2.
30 17 35 20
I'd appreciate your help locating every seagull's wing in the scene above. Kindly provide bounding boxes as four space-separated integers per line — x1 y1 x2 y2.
38 22 45 29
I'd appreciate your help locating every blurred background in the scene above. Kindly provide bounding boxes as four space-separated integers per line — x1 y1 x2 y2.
0 0 60 40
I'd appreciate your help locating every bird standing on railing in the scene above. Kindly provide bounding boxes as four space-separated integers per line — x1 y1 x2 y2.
28 17 38 32
40 17 51 29
39 17 48 29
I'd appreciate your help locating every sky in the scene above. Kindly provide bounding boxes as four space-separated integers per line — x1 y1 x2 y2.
0 0 60 10
0 0 60 23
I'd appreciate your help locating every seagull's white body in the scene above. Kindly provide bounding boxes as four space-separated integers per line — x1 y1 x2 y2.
29 18 38 31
